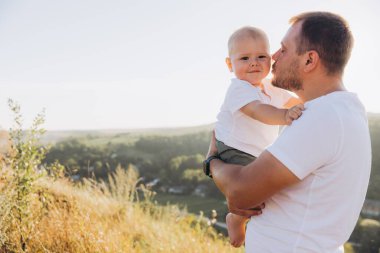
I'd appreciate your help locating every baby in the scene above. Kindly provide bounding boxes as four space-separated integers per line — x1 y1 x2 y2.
214 26 303 247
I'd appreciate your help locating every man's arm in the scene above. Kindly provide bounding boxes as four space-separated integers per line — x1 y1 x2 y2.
241 101 304 125
210 150 300 213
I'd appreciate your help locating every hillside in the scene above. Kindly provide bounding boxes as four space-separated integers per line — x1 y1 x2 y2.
2 167 243 252
0 161 239 252
1 104 237 252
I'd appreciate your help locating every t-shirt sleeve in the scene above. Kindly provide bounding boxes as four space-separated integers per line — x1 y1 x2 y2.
267 106 341 179
225 83 261 113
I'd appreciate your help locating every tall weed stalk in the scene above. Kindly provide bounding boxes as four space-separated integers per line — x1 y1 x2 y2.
1 99 47 252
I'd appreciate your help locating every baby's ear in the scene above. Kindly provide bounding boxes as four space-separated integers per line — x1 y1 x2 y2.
225 57 233 72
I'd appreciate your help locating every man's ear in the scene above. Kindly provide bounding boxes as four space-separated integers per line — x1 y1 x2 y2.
304 50 319 72
225 57 233 72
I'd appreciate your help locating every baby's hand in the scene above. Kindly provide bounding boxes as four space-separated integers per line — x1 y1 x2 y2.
285 104 304 125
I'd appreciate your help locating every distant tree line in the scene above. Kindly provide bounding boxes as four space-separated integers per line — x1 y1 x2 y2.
44 116 380 201
44 131 224 198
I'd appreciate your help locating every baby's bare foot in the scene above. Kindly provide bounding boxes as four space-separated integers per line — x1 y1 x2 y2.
226 213 248 248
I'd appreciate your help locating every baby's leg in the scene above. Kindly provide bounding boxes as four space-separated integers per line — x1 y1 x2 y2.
226 212 249 248
216 140 255 247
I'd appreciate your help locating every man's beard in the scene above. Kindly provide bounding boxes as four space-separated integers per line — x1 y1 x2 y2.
272 60 303 91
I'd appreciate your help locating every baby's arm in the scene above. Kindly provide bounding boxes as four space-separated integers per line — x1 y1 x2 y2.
240 101 304 125
283 97 303 109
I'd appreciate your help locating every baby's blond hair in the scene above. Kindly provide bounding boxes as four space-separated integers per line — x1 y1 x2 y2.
228 26 269 55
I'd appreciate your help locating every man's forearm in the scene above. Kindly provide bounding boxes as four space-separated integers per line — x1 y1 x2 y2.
210 159 265 210
210 151 300 210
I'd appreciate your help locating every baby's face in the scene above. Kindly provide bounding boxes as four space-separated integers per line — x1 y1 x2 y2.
227 37 271 86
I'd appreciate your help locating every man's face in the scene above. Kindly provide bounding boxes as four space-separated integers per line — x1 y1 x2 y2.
227 37 271 86
271 22 303 91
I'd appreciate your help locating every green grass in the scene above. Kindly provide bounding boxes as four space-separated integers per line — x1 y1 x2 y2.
155 193 228 222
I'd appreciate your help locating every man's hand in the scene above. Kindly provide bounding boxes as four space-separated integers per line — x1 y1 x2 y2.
228 201 265 217
285 104 304 125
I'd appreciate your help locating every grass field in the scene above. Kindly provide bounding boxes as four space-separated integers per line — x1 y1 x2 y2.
154 193 228 222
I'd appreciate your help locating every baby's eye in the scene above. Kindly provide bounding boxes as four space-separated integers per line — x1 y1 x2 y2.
240 56 249 61
258 55 267 59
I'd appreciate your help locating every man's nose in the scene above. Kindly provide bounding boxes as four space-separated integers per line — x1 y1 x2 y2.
272 50 280 61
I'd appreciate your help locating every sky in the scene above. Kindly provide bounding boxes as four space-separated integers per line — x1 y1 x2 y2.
0 0 379 130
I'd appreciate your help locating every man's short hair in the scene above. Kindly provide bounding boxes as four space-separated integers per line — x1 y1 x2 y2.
228 26 269 56
290 12 353 75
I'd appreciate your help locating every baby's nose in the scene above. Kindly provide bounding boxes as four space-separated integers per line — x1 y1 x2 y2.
250 59 259 65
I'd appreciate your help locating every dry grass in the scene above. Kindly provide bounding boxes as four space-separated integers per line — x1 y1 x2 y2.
0 166 241 253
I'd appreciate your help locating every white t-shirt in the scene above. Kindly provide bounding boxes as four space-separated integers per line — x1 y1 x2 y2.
245 91 372 253
215 78 292 157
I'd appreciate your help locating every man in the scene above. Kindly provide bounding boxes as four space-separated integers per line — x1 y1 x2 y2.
204 12 371 252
